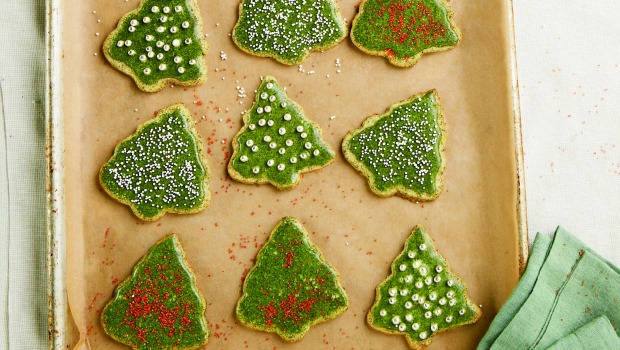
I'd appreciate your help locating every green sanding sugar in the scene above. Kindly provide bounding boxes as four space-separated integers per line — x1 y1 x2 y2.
228 76 335 189
104 0 208 92
351 0 459 67
343 90 445 201
101 234 210 349
236 217 348 341
368 226 480 348
100 104 210 221
232 0 347 64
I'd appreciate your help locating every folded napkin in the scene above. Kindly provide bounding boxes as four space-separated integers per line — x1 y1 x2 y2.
478 226 620 350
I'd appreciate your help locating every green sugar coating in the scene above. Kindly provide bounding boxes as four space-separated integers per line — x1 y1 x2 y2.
104 0 208 92
236 217 348 341
368 226 480 348
351 0 459 67
232 0 347 64
228 76 335 189
100 104 211 221
342 90 444 201
101 234 209 350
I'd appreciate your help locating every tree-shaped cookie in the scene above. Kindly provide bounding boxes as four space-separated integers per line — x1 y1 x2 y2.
236 217 348 341
368 226 480 349
342 90 445 201
232 0 347 64
103 0 208 92
101 234 210 350
351 0 460 67
100 103 211 221
228 76 335 189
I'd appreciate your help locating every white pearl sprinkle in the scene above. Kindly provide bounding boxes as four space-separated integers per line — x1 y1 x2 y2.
415 281 424 289
388 297 396 305
404 301 412 309
388 288 397 297
256 107 263 114
278 148 286 155
151 6 159 13
290 157 297 164
157 26 165 33
249 124 256 130
434 309 442 316
158 63 166 71
264 106 272 113
163 6 170 13
281 102 287 108
163 44 170 52
269 142 276 149
420 332 428 340
174 56 182 63
147 51 155 58
240 155 248 162
251 145 258 152
267 159 275 167
245 140 254 147
283 113 292 121
436 266 443 273
277 164 285 171
160 16 167 23
269 95 276 102
267 120 274 126
252 166 260 174
124 40 132 46
128 50 136 56
404 275 413 283
399 264 407 271
459 309 466 316
408 251 416 258
439 298 447 305
412 323 420 331
419 244 427 251
431 324 438 332
301 132 307 139
278 127 286 135
182 21 190 29
260 92 268 100
412 261 421 269
156 53 164 60
263 136 271 142
447 291 455 299
143 68 151 74
174 5 182 12
143 16 151 23
189 59 196 65
313 150 320 156
447 280 454 287
449 299 456 306
379 310 387 317
285 140 293 147
304 142 312 150
434 275 442 283
128 26 136 32
156 41 164 47
424 311 432 319
300 153 308 160
398 324 406 332
139 55 147 62
178 67 185 74
266 82 274 89
145 35 154 41
391 316 400 325
446 316 453 323
429 292 437 301
184 38 192 44
117 41 124 47
296 125 304 132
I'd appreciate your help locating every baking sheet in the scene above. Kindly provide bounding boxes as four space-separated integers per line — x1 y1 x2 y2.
56 0 525 348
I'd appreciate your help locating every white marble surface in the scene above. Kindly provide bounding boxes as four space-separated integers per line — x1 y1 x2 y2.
1 0 620 348
513 1 620 265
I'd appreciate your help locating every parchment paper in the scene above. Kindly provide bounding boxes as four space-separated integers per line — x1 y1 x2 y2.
63 0 520 348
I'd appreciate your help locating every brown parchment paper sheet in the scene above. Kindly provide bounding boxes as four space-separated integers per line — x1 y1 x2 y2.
63 0 520 348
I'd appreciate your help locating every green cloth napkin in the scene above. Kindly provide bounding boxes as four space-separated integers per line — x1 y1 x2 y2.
546 315 620 350
478 226 620 350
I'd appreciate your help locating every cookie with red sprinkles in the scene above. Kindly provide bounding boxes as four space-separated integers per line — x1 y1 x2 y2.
350 0 461 67
236 217 348 341
101 234 210 350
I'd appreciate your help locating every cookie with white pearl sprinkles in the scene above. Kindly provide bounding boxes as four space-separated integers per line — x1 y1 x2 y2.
100 104 211 221
236 217 348 342
342 90 445 202
367 226 480 349
231 0 347 65
350 0 460 67
103 0 208 92
228 76 335 189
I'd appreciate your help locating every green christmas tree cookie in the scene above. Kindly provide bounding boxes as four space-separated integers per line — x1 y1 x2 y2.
368 226 480 349
101 234 210 350
231 0 347 64
236 217 348 341
351 0 460 67
228 76 335 189
103 0 208 92
342 90 445 202
100 103 211 221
